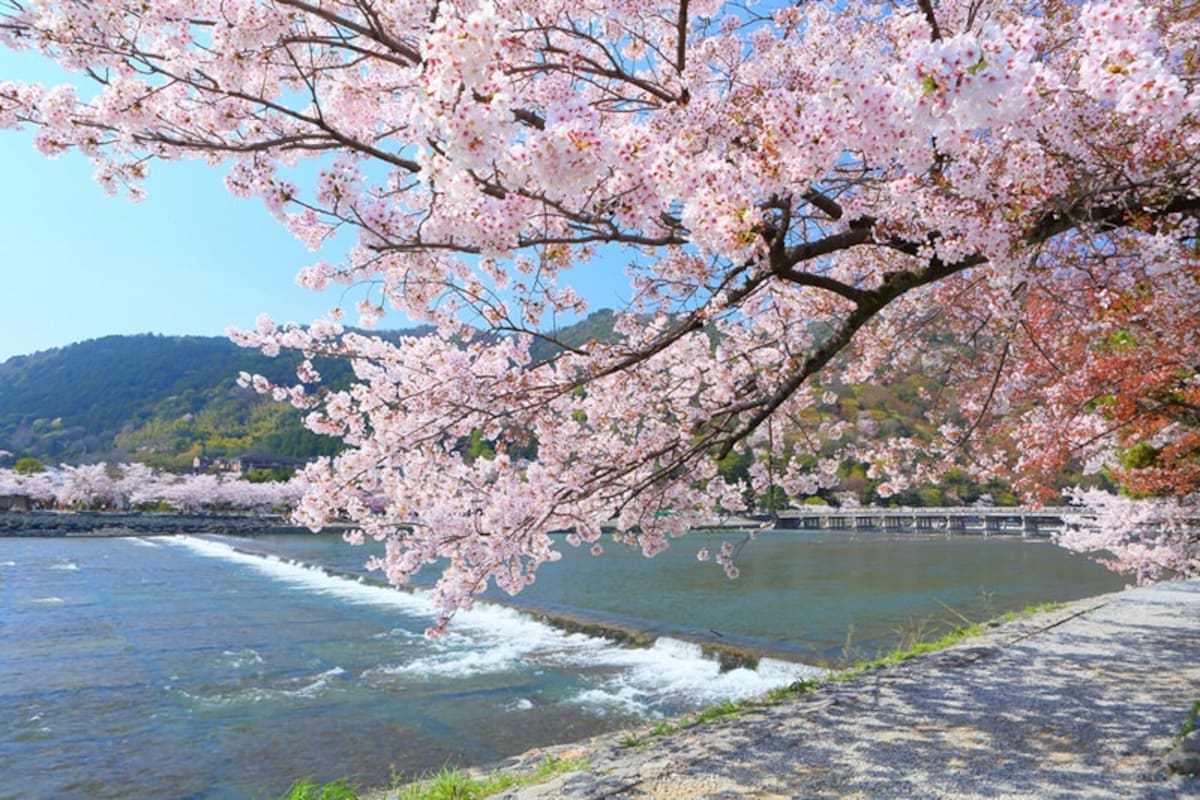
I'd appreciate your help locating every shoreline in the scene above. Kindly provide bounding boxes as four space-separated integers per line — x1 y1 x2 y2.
11 512 1181 797
373 580 1200 799
0 509 309 536
0 507 1061 538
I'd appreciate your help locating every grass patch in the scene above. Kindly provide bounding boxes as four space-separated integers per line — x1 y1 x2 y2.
637 697 756 741
849 622 985 672
393 755 588 800
282 779 360 800
839 600 1064 678
999 601 1062 624
764 677 822 704
1169 699 1200 752
690 698 746 725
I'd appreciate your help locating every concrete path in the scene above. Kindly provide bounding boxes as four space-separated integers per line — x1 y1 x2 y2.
479 580 1200 799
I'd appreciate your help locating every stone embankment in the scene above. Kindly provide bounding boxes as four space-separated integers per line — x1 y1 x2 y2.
0 510 305 537
385 580 1200 800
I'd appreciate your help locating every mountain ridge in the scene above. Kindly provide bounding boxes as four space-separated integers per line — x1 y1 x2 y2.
0 332 347 467
0 313 618 469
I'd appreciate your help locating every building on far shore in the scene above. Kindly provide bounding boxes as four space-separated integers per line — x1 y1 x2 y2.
0 494 32 512
193 454 309 476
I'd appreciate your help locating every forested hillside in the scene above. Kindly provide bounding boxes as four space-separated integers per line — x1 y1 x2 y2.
0 317 608 470
0 334 350 467
0 318 1062 505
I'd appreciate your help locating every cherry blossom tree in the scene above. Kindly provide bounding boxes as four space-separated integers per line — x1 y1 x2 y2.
0 463 306 514
0 467 22 497
56 462 120 509
115 461 166 508
3 0 1198 628
1057 488 1199 585
918 223 1200 581
0 466 60 507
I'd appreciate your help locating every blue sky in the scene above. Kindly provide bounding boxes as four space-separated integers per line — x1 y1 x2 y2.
0 46 635 364
0 50 360 363
0 135 354 362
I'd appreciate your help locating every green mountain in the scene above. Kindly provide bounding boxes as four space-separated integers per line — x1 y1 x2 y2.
528 308 618 363
0 314 615 470
0 334 352 468
0 313 1038 506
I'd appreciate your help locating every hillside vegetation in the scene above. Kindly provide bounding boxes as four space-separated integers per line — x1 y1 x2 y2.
0 316 1050 505
0 334 348 469
0 317 607 471
0 313 624 470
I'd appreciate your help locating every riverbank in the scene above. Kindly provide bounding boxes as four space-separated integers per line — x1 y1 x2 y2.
380 579 1200 799
0 509 308 536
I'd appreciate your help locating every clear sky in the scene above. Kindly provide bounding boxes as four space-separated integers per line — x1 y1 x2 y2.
0 136 358 363
0 47 634 364
0 50 361 363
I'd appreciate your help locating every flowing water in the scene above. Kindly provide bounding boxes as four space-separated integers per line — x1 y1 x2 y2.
0 529 1125 799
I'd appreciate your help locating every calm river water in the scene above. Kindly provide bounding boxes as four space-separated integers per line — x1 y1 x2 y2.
0 529 1124 799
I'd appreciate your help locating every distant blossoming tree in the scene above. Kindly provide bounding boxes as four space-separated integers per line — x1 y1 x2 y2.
3 0 1198 630
0 466 58 506
0 463 306 513
57 463 119 509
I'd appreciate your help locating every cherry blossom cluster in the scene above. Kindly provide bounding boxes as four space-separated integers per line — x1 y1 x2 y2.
4 0 1199 627
0 463 307 513
1058 488 1199 584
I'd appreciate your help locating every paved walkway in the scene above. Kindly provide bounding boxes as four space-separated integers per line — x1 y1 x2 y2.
477 580 1200 799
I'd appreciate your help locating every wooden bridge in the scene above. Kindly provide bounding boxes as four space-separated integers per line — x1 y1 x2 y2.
708 507 1087 537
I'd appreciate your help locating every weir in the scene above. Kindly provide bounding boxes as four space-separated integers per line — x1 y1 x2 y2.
220 540 821 673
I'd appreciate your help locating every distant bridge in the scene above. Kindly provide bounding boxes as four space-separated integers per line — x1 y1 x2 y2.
704 506 1088 537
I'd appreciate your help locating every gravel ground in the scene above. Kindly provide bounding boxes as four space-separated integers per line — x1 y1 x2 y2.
415 580 1200 799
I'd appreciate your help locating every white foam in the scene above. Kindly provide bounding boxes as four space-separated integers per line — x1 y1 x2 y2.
647 636 705 661
165 535 435 617
390 640 524 679
176 666 348 707
124 537 161 548
49 561 78 571
221 649 265 670
31 596 64 604
756 657 824 683
165 535 827 717
563 637 827 714
372 627 422 641
573 685 656 717
0 560 15 567
292 666 346 698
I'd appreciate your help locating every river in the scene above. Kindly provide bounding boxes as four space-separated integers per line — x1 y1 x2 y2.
0 529 1125 799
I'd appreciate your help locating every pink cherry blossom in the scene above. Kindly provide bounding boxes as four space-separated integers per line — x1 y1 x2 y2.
3 0 1199 630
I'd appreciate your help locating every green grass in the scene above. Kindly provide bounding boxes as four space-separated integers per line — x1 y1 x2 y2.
999 601 1062 624
392 755 588 800
282 779 360 800
834 600 1063 679
849 622 985 672
281 755 587 800
764 677 822 704
633 698 756 742
1169 699 1200 752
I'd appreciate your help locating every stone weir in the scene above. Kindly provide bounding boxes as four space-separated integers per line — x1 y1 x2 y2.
0 510 308 537
2 512 821 672
222 542 819 675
